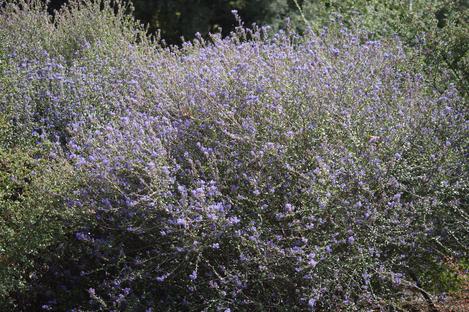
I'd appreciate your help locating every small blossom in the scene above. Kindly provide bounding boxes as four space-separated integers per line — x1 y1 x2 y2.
284 203 294 213
189 270 198 281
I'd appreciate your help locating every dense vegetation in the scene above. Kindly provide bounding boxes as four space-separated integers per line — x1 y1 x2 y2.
47 0 468 95
0 0 467 310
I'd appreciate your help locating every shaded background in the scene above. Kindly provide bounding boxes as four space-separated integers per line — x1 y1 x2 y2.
46 1 468 45
47 0 302 44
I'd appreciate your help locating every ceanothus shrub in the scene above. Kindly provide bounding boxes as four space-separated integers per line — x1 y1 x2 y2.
62 27 467 312
1 1 467 311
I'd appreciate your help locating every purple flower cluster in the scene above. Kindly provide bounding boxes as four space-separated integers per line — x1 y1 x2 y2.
1 1 467 310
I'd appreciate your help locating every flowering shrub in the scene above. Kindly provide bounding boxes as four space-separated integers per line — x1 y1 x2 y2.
296 0 469 98
1 1 467 310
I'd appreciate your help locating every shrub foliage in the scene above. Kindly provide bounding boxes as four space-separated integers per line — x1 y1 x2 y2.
0 1 467 310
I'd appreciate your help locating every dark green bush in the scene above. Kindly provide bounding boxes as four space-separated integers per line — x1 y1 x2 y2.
0 60 89 309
